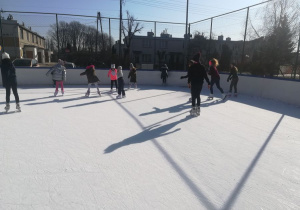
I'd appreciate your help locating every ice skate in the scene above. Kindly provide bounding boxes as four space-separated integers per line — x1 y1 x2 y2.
97 90 102 96
16 103 21 112
227 92 232 97
61 90 64 95
190 107 197 116
122 95 126 98
189 97 192 102
85 90 90 97
207 94 213 100
116 95 122 99
110 89 113 93
134 84 137 89
234 93 238 97
4 103 10 113
54 90 58 97
222 93 227 100
196 106 200 116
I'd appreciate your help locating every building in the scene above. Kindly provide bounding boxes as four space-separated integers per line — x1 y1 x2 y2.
0 16 52 63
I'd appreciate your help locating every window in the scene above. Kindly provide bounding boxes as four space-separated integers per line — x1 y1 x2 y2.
32 34 35 43
36 37 38 44
143 39 151 48
27 32 29 41
160 40 168 49
20 28 24 39
142 54 151 63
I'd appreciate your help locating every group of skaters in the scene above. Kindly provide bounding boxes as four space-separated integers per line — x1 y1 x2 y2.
1 51 238 115
184 52 239 116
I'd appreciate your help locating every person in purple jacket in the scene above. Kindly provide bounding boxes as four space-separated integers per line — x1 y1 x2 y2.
208 58 226 100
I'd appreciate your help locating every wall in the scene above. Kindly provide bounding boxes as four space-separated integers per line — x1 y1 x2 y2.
0 67 299 106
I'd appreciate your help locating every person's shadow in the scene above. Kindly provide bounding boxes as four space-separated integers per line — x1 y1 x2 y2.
139 101 190 116
104 115 192 153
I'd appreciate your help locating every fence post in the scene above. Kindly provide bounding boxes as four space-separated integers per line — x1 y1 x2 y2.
241 7 250 73
0 11 4 53
208 18 213 59
184 0 189 71
56 14 60 60
99 12 104 51
96 12 99 55
119 0 122 65
109 18 111 54
154 21 156 69
294 26 300 79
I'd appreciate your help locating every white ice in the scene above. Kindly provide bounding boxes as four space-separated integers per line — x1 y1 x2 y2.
0 85 299 210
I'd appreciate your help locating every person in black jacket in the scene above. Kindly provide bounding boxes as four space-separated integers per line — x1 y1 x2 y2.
227 63 239 97
187 53 210 116
1 52 21 112
160 64 168 85
80 64 101 97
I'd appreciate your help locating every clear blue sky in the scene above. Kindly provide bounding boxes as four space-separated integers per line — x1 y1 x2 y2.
1 0 266 40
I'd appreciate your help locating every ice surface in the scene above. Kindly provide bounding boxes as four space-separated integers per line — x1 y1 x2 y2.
0 85 299 209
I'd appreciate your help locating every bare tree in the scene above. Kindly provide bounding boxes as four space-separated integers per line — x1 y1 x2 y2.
122 10 144 64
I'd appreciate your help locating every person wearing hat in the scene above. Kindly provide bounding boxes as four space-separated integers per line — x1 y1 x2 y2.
108 64 118 93
46 59 66 96
1 52 21 112
208 58 226 100
80 63 101 97
187 53 210 116
128 63 137 89
116 66 126 99
160 64 168 85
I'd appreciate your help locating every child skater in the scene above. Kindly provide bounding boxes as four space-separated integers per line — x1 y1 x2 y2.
160 64 168 85
80 63 101 97
128 63 137 89
46 59 66 96
1 52 21 112
208 58 226 100
108 64 118 93
227 63 239 97
116 66 126 99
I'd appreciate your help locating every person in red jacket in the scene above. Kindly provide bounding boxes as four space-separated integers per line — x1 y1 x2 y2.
80 64 101 97
108 64 118 93
208 58 226 100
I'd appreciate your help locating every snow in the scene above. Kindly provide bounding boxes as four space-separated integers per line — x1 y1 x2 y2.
0 85 299 210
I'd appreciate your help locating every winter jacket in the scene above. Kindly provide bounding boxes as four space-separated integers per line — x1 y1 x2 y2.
187 62 210 85
161 66 168 78
1 58 17 87
208 66 220 80
46 64 66 81
227 66 238 81
108 68 117 80
117 69 123 79
128 68 137 83
80 65 100 83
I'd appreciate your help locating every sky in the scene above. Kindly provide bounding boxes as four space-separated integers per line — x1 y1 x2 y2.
1 0 267 40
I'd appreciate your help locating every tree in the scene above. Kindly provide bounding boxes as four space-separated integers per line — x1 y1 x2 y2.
122 10 144 66
219 44 232 71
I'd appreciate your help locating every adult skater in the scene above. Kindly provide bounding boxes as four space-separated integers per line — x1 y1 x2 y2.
1 52 21 112
46 59 66 96
208 58 226 100
108 64 118 93
128 63 137 89
187 53 210 116
227 63 239 97
160 64 168 85
80 63 101 97
116 66 126 99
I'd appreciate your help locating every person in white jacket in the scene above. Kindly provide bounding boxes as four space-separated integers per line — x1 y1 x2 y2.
46 59 66 96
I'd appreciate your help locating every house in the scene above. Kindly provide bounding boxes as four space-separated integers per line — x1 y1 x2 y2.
0 16 52 63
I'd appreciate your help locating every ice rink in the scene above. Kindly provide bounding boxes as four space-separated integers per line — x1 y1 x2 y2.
0 85 299 210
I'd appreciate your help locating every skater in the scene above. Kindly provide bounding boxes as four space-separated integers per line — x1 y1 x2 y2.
46 59 66 96
116 66 126 99
160 64 168 85
108 64 118 93
208 58 226 100
227 63 239 97
80 64 101 97
128 63 137 89
187 53 210 116
1 52 21 112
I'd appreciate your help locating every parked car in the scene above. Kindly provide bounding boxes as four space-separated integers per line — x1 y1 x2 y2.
13 58 39 67
64 62 76 69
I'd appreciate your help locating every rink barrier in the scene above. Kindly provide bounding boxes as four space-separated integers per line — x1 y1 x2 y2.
0 67 300 106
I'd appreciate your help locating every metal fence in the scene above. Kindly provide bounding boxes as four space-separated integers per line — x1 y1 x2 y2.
0 1 299 78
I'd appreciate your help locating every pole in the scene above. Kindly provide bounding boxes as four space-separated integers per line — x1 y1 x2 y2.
109 18 111 54
154 21 157 69
99 12 105 50
208 18 213 59
294 28 300 79
119 0 122 65
0 11 5 53
184 0 189 71
241 7 250 67
96 12 99 55
56 14 60 60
